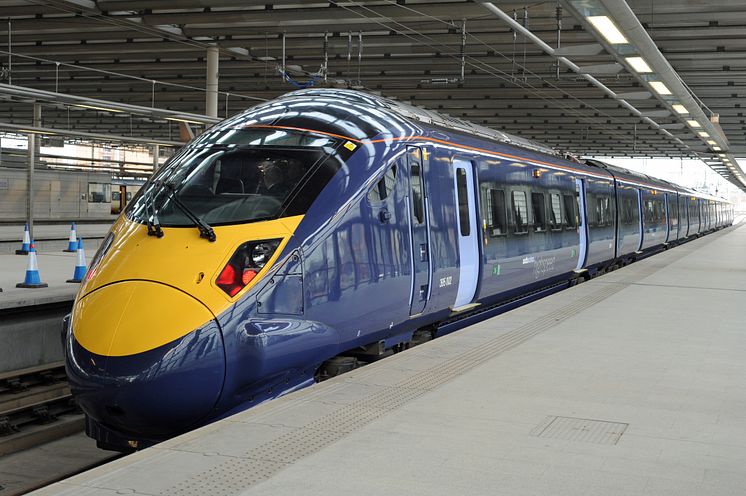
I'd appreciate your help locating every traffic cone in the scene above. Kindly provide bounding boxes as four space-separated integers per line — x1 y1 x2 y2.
15 223 31 255
66 238 87 283
64 222 78 252
16 241 48 288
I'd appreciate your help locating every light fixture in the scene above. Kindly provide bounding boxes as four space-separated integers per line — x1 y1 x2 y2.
713 146 722 151
649 81 672 96
625 56 652 73
698 131 710 138
707 140 717 146
587 16 629 44
686 120 701 128
718 153 727 158
671 104 688 115
166 117 207 125
19 129 56 135
74 104 124 113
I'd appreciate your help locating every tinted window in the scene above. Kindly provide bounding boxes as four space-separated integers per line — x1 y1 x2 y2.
88 183 111 203
368 165 397 203
127 128 346 227
411 163 425 224
456 168 470 236
512 191 528 234
484 188 507 236
562 194 577 228
598 196 612 226
549 193 562 230
532 192 546 232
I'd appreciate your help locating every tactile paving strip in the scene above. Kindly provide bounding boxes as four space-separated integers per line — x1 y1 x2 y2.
163 242 698 495
530 416 629 445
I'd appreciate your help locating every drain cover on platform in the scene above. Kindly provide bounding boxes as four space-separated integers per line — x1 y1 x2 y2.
530 416 628 445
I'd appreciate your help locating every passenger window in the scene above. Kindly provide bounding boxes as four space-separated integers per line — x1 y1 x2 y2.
549 193 562 231
483 188 507 236
562 194 577 229
456 168 469 236
368 165 397 203
531 192 547 232
511 191 528 234
411 163 425 224
598 196 611 226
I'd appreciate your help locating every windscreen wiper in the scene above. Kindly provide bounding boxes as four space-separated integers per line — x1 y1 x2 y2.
162 182 217 242
145 182 164 238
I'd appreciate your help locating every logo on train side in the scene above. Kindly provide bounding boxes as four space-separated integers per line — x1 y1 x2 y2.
533 256 556 279
439 276 453 288
522 256 535 265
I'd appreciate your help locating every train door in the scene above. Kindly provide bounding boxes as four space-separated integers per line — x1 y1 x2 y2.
452 158 480 309
636 189 644 251
406 146 431 316
574 178 588 270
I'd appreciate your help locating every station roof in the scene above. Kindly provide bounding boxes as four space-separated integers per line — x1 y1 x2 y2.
1 1 745 186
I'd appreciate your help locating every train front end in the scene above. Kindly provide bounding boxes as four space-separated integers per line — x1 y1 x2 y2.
63 124 354 451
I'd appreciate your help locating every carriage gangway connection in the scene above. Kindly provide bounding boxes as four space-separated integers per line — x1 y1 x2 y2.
31 221 746 496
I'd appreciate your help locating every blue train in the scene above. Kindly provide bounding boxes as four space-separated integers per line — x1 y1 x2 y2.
62 89 733 451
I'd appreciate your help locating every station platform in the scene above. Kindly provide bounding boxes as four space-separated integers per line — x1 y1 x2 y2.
0 223 111 254
32 223 746 496
0 239 103 373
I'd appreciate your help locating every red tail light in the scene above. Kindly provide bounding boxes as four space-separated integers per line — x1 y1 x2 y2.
216 239 281 297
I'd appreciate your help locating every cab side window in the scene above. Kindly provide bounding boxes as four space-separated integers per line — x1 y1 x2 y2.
368 165 397 203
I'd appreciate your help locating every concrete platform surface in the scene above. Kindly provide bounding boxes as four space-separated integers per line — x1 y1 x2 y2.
0 247 101 310
32 224 746 496
0 223 112 243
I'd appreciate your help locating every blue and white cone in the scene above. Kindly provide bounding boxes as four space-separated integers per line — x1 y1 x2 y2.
15 223 31 255
64 222 78 252
16 242 48 288
67 238 87 283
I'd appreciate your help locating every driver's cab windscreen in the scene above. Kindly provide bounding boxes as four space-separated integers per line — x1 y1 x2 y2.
127 128 350 226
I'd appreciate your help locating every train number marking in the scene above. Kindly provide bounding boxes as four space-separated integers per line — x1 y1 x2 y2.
439 276 453 288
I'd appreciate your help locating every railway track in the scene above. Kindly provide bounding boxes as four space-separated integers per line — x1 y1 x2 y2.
0 362 84 457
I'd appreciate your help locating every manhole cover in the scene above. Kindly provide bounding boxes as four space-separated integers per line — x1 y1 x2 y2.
530 416 628 445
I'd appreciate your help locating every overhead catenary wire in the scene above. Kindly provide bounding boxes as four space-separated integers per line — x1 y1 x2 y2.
328 1 653 150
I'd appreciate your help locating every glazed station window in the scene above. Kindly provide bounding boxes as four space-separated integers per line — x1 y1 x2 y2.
368 165 397 203
531 192 547 232
88 183 111 203
549 193 562 231
511 191 528 234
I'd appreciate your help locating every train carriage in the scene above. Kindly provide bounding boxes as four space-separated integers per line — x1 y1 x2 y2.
62 88 733 452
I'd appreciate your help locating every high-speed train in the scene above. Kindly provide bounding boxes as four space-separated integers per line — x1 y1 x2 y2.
63 89 733 451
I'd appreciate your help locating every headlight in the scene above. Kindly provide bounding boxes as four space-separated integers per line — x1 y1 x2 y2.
215 239 281 297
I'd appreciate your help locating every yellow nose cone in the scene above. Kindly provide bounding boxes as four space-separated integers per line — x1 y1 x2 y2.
72 281 216 357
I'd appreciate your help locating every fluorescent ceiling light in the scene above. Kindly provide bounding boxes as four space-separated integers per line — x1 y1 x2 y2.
19 128 56 135
713 146 722 151
587 16 629 44
74 104 124 113
686 120 701 128
698 131 710 138
166 117 206 125
718 153 727 157
707 140 717 145
671 104 688 114
649 81 672 95
625 56 652 73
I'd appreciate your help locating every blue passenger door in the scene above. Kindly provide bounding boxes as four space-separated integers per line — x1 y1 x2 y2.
575 178 588 270
452 158 480 309
407 146 431 316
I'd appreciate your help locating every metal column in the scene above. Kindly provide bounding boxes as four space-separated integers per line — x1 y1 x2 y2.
27 103 41 240
152 144 159 171
206 46 219 118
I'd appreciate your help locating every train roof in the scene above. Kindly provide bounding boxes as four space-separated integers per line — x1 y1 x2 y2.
282 88 561 158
